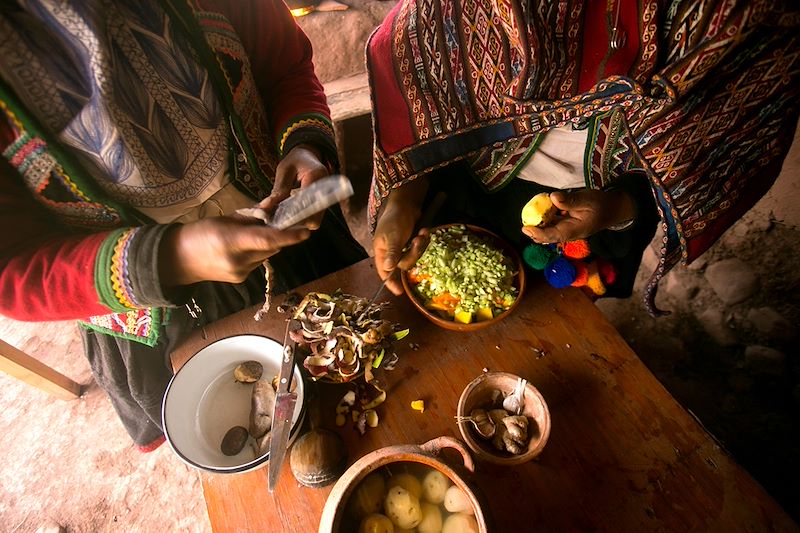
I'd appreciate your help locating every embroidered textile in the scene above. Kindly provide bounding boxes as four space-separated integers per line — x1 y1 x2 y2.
367 0 800 313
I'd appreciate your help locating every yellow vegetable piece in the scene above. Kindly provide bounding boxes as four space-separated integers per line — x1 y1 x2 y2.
476 307 493 322
521 192 557 227
454 310 472 324
411 399 425 412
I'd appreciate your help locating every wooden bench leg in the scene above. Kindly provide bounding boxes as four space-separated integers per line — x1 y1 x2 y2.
0 338 82 400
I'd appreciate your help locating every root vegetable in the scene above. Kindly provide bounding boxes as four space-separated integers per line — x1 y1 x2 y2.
417 502 443 533
233 361 263 383
442 513 479 533
220 426 249 456
358 513 395 533
422 470 450 504
387 472 423 499
521 192 558 227
249 378 276 439
348 473 387 520
384 486 423 529
443 485 473 515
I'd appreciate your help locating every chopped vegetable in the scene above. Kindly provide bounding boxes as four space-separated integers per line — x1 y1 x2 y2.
411 399 425 412
408 225 518 323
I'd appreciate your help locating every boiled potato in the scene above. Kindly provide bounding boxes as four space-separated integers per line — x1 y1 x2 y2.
387 472 423 499
422 470 451 504
384 486 423 530
442 513 480 533
443 485 473 515
233 360 263 383
521 192 557 227
220 426 248 456
349 473 387 520
359 513 395 533
417 502 443 533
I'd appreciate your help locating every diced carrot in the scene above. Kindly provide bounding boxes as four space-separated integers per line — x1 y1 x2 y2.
407 268 430 284
429 292 460 312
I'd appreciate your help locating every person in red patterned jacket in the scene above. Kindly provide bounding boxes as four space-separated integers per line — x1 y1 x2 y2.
367 0 799 313
0 0 364 451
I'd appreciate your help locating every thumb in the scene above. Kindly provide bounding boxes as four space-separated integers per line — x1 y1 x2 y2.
382 246 400 271
549 190 574 212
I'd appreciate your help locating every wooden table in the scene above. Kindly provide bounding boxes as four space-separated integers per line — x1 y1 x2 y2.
170 258 797 532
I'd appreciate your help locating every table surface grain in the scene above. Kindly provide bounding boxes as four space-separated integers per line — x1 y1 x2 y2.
170 258 797 533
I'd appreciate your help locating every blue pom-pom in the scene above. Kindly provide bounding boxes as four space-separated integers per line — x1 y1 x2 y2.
544 257 577 288
522 244 555 270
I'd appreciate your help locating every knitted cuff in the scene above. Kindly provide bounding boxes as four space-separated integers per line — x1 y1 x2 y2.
94 224 190 311
277 113 339 171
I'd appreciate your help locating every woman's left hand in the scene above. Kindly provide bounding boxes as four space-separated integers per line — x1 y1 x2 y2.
522 188 636 243
259 144 329 229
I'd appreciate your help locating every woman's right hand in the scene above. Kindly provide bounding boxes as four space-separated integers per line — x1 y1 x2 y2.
158 215 312 287
372 176 430 295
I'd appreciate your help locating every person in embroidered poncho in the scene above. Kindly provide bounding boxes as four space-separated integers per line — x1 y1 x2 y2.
0 0 365 451
366 0 800 311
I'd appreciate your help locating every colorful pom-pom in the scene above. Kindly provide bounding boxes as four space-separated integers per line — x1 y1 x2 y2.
544 257 577 288
597 259 617 285
562 239 591 260
585 262 606 295
522 244 555 270
570 261 589 287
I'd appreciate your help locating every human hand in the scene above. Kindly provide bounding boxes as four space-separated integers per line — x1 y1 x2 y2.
372 177 430 295
159 215 311 287
521 188 636 243
259 144 329 229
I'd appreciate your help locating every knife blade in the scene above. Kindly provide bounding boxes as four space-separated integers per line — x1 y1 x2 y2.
267 319 299 492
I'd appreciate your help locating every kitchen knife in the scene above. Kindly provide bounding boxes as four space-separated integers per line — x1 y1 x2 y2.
267 319 299 492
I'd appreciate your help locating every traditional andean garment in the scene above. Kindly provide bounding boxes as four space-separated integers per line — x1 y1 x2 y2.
367 0 800 314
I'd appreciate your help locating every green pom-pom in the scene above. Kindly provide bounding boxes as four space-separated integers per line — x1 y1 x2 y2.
523 244 555 270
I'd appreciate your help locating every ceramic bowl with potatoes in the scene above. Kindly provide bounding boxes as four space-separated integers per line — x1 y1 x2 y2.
162 334 306 474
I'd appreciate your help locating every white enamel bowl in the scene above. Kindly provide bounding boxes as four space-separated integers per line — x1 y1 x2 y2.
162 334 306 473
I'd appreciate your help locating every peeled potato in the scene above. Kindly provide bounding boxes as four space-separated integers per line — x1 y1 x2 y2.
417 502 443 533
422 470 450 504
443 485 473 515
384 486 423 530
387 472 423 499
359 513 395 533
442 513 480 533
521 192 557 227
349 473 387 520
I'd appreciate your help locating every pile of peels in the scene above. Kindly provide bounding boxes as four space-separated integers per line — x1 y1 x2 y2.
286 291 408 384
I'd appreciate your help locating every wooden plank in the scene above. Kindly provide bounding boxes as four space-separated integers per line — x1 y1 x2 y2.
323 73 370 122
0 337 81 400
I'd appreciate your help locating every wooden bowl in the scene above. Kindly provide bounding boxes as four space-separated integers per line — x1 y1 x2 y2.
456 372 550 466
401 224 525 332
318 437 491 532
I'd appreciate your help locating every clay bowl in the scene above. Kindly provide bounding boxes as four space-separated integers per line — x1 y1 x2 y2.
456 372 550 466
401 224 525 332
162 335 306 474
318 437 491 532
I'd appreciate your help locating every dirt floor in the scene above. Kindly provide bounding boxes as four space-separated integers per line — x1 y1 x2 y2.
1 2 799 532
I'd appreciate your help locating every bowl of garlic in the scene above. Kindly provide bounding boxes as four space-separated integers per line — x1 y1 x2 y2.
455 372 550 466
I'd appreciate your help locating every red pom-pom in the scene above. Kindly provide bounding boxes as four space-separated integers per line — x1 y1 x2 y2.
570 261 588 286
597 259 617 285
562 239 591 259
